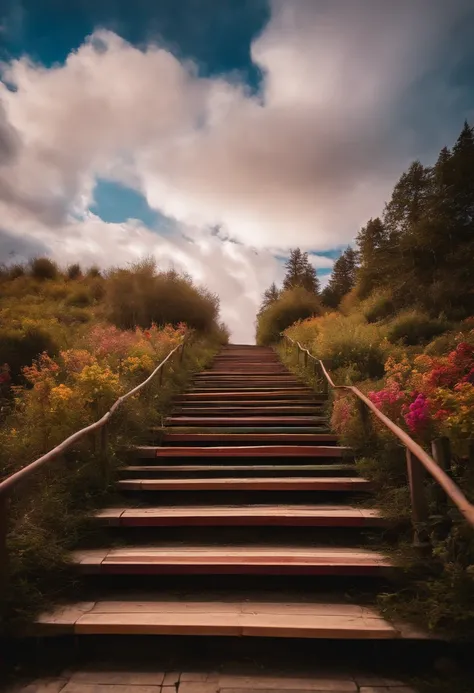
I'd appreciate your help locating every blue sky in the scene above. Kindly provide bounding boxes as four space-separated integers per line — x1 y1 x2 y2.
1 0 474 340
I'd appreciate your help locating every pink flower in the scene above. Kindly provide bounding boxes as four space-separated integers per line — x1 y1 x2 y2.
403 393 430 433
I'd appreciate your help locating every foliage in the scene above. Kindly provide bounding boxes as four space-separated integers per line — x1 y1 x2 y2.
258 282 280 314
0 326 59 381
106 259 220 333
362 290 396 323
278 302 474 637
387 311 450 346
65 288 94 307
321 247 358 308
353 121 474 318
1 322 222 629
66 263 82 280
256 288 322 345
285 312 387 381
30 257 59 281
282 248 320 294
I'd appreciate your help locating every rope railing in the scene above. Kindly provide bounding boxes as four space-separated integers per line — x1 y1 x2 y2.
283 334 474 537
0 337 187 587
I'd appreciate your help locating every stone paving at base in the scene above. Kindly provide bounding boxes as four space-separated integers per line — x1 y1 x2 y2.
7 669 418 693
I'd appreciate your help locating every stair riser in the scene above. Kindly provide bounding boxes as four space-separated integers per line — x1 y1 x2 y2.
102 516 384 528
120 469 355 479
78 564 390 577
161 434 339 445
176 393 324 401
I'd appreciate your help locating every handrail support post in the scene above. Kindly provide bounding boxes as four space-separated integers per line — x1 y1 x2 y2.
406 448 430 547
431 437 451 510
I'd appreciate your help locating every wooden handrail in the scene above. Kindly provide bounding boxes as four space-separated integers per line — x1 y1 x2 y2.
0 339 185 498
283 334 474 528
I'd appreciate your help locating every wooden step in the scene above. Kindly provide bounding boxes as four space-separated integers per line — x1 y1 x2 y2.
174 406 325 416
34 598 405 639
162 427 331 435
190 386 314 392
162 433 339 444
117 477 371 492
176 391 322 401
95 505 387 528
166 417 328 427
119 464 356 478
136 445 348 458
72 546 392 576
174 399 323 406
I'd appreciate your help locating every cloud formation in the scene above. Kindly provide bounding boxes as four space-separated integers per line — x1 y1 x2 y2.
0 0 472 339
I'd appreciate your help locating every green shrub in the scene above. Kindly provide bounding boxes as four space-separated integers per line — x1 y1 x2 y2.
256 288 322 345
86 266 102 278
30 257 59 281
88 277 106 300
8 264 26 279
65 289 93 307
106 260 221 333
0 327 59 380
387 311 449 346
66 263 82 280
363 291 395 323
58 307 91 324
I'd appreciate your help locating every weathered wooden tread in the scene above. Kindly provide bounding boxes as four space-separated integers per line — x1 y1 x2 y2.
120 464 355 474
72 546 392 575
162 433 339 443
176 391 323 400
117 477 370 492
174 406 325 415
35 598 404 639
136 445 348 458
166 417 328 426
95 505 387 527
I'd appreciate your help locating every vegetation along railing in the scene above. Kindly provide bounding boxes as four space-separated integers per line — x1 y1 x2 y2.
283 334 474 539
0 338 187 591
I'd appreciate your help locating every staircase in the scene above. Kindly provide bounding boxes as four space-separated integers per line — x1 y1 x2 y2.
37 345 420 640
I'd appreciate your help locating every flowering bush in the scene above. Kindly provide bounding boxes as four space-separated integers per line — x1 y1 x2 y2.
0 323 188 469
366 333 474 449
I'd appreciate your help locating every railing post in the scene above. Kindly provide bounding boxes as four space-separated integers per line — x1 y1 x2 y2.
431 437 451 510
296 345 300 364
319 362 328 396
0 494 8 602
100 422 110 486
357 398 371 441
406 448 430 546
303 350 308 368
180 342 185 364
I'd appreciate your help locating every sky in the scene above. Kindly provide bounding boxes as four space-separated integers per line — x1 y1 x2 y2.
1 1 474 342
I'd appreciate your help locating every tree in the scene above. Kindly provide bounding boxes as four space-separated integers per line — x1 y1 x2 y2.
259 282 280 314
321 247 358 308
355 218 389 298
283 248 320 294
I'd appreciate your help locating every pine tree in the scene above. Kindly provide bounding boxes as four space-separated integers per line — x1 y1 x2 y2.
283 248 320 294
321 247 358 308
258 282 280 314
355 218 389 297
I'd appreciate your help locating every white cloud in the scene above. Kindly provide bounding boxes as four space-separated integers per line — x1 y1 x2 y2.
0 0 472 339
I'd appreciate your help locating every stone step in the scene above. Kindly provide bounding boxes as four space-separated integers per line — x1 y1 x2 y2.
95 505 387 528
72 546 392 576
33 598 408 639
